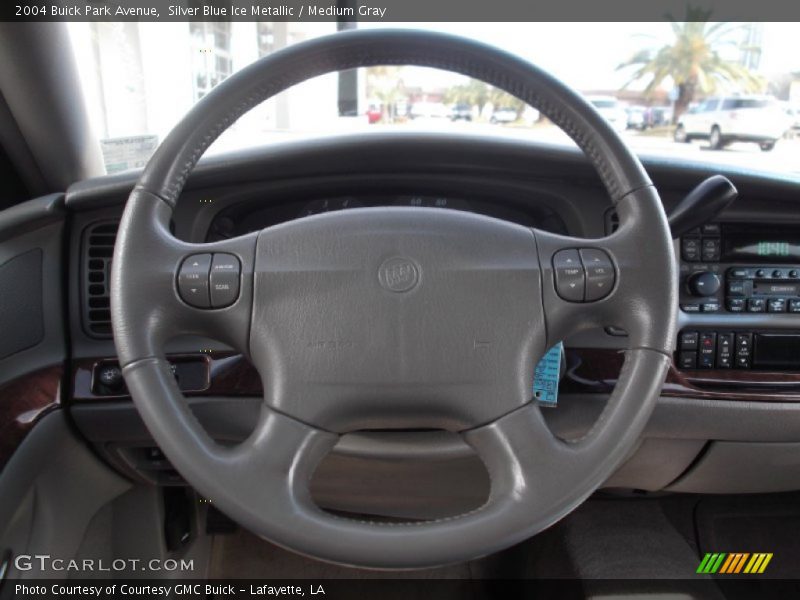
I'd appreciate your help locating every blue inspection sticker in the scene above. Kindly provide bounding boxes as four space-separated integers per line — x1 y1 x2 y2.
533 342 563 406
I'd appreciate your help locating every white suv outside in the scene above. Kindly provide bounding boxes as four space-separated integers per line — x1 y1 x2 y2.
675 95 790 151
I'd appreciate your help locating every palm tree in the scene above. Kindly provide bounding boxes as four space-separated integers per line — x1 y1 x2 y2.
618 9 764 122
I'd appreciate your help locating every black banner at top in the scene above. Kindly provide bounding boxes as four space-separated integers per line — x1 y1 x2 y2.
4 0 800 22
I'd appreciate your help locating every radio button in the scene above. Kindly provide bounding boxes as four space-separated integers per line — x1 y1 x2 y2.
756 269 766 278
702 302 720 313
727 298 745 312
701 238 721 262
702 224 721 235
790 270 799 279
681 303 701 313
729 268 748 278
768 298 787 313
790 299 800 313
726 280 747 296
681 237 701 262
698 333 716 369
679 331 699 350
773 270 784 278
747 298 766 312
579 249 615 301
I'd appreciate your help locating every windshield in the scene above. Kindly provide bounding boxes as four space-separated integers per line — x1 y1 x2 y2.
68 22 800 176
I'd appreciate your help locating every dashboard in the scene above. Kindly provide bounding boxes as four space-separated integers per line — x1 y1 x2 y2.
7 132 800 499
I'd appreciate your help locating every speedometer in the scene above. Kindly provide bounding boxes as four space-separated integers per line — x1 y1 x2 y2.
394 195 471 211
299 196 362 217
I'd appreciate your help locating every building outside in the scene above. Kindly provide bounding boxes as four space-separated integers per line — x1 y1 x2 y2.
68 21 362 171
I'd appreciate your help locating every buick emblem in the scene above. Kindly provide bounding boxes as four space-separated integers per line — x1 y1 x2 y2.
378 257 420 293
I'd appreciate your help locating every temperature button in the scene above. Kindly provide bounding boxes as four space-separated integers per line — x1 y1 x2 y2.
177 254 212 308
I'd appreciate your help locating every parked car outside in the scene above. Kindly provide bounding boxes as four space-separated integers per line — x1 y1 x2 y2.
674 95 790 151
626 106 648 130
450 103 473 121
585 95 627 131
489 107 519 124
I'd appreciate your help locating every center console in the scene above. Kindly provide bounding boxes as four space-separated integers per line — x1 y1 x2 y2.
677 222 800 375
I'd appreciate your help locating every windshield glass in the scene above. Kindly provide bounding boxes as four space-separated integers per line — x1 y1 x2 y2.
68 22 800 176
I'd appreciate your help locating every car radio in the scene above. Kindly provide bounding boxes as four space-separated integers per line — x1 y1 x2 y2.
679 223 800 314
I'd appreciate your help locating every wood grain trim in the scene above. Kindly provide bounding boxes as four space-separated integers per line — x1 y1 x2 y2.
71 353 262 401
561 348 800 403
72 348 800 404
0 365 62 470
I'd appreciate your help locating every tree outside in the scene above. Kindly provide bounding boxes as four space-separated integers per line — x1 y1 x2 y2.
618 10 765 122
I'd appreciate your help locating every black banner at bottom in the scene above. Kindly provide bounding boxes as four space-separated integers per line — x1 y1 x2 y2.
4 579 800 600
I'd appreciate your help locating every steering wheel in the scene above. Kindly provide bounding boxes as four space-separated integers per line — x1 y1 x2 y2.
111 30 677 569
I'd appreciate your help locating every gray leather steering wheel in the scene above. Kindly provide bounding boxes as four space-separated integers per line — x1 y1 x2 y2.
111 29 677 569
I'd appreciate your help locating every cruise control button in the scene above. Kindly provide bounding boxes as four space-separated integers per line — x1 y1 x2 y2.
178 254 212 308
209 253 241 308
579 248 615 301
553 249 585 302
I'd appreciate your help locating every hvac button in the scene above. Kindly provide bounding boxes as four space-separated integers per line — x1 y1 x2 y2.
178 254 212 308
553 249 585 302
210 253 241 308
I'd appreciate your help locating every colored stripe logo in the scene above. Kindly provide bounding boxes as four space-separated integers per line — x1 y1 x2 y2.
697 553 773 574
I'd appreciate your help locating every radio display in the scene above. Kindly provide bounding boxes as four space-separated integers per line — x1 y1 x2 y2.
722 226 800 263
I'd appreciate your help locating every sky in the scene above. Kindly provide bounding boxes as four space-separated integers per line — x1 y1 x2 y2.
360 22 800 92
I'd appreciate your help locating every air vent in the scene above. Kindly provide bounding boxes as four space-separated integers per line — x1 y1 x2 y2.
81 221 118 338
604 208 620 235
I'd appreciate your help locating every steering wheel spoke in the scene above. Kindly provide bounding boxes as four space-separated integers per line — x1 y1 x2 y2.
111 188 257 366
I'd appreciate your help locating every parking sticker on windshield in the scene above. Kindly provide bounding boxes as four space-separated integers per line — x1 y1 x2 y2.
533 342 563 406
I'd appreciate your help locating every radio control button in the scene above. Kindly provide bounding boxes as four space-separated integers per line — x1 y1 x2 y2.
681 303 701 313
747 298 766 312
790 270 799 279
678 351 697 369
790 299 800 313
687 271 721 297
756 269 766 278
729 268 748 278
702 302 720 312
768 298 787 313
726 280 747 296
579 248 615 301
701 238 721 262
773 270 783 278
701 224 721 235
698 333 716 369
681 237 701 262
727 298 745 312
209 253 241 308
679 331 699 350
